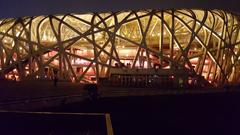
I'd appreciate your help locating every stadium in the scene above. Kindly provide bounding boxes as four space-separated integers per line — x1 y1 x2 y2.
0 9 240 87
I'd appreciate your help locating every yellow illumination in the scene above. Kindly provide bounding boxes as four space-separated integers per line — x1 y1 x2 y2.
0 9 239 86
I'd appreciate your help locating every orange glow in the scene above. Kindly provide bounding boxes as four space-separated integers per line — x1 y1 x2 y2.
0 9 239 86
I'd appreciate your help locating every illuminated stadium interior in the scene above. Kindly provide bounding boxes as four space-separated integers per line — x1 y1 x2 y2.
0 9 240 87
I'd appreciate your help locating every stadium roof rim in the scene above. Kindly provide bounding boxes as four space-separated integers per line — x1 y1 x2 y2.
1 8 240 20
0 0 240 19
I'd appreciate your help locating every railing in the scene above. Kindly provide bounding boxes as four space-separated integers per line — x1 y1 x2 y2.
0 110 114 135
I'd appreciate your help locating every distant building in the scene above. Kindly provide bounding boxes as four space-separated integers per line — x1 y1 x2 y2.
0 9 239 87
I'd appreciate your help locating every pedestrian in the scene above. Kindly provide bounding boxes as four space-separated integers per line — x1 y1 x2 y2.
53 69 58 87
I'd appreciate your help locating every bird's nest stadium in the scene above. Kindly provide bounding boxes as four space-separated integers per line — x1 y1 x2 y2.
0 9 240 87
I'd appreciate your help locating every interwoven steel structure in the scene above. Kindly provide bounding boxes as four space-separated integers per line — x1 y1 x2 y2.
0 9 240 86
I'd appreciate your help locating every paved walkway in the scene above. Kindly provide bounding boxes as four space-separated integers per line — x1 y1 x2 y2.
0 80 87 110
0 80 239 110
0 80 86 101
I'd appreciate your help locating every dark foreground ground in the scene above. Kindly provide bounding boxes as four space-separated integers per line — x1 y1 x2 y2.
0 111 108 135
41 90 240 135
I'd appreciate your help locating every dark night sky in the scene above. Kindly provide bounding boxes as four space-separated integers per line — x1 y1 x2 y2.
0 0 240 18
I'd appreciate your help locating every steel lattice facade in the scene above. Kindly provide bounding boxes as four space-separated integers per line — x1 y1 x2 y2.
0 9 240 86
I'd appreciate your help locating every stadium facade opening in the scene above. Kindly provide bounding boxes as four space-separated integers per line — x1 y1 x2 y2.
0 9 240 87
